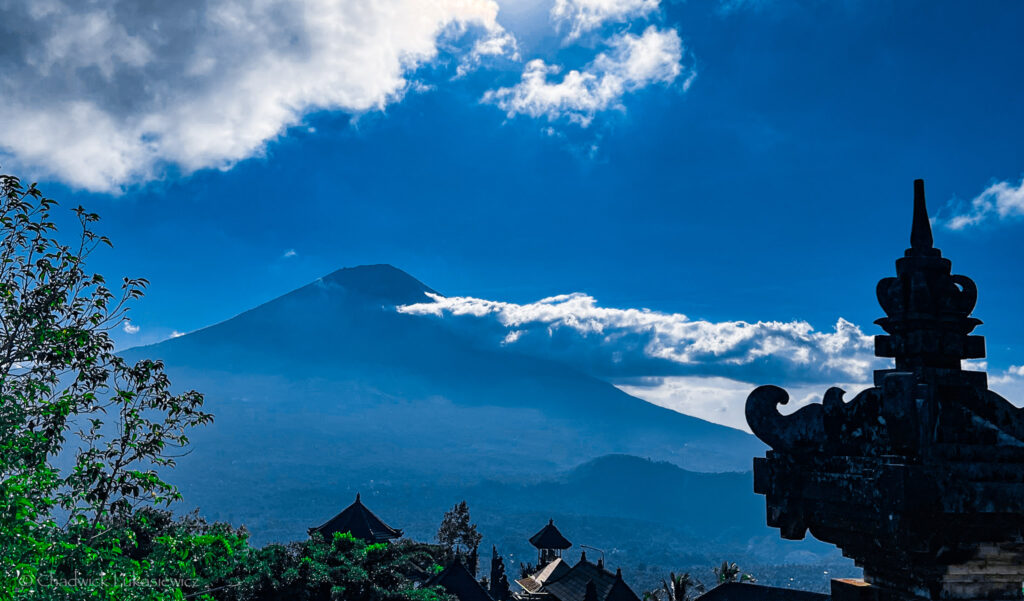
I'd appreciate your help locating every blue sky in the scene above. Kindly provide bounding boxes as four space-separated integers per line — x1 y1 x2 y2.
3 0 1024 429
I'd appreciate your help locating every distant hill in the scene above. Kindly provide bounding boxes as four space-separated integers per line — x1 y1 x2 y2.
288 454 855 593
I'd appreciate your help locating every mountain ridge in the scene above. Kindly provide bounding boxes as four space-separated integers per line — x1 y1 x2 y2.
120 264 766 549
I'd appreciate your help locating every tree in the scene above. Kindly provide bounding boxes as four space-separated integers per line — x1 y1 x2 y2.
436 501 483 574
488 545 511 601
713 561 756 584
644 572 705 601
0 172 212 597
233 532 453 601
519 561 537 580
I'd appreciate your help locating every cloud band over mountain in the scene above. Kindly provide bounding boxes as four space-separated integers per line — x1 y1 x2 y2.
398 291 883 431
399 291 879 383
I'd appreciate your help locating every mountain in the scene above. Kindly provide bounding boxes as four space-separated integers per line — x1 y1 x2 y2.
123 264 766 541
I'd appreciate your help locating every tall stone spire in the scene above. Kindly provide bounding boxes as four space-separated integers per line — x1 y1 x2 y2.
745 179 1024 601
874 179 984 371
909 179 934 253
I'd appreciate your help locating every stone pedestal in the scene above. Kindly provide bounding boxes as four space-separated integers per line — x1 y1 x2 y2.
833 550 1024 601
932 544 1024 600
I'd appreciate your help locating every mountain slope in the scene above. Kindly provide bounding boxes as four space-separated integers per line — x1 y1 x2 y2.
124 265 765 538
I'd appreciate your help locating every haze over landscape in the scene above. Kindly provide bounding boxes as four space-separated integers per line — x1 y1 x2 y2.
3 0 1024 595
120 263 845 587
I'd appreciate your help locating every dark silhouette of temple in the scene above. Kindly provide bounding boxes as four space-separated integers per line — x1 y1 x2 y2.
747 180 1024 600
516 519 642 601
305 500 642 601
696 582 827 601
427 556 495 601
530 519 573 565
517 549 640 601
307 492 404 542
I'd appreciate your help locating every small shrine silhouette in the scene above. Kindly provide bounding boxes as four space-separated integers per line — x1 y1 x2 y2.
747 180 1024 600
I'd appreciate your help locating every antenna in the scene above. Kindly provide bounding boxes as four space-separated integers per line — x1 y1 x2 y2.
579 545 605 564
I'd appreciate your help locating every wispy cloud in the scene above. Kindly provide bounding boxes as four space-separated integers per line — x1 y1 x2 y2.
170 330 185 339
944 175 1024 229
483 26 690 127
0 0 514 192
282 248 298 259
122 321 140 335
551 0 660 41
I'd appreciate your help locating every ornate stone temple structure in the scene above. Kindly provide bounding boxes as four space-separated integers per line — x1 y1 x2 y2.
746 180 1024 600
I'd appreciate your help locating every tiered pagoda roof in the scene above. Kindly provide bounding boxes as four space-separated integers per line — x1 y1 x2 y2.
527 554 640 601
425 557 494 601
516 558 571 594
307 492 403 542
694 583 827 601
529 519 572 550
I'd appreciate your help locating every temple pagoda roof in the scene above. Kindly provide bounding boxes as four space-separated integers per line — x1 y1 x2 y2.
308 492 403 542
539 557 640 601
515 557 571 593
424 557 494 601
529 519 572 550
694 583 827 601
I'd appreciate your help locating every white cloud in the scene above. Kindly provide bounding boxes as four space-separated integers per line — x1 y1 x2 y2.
482 26 689 126
122 321 140 334
945 176 1024 229
0 0 514 192
617 376 873 432
551 0 660 41
399 290 882 430
170 330 185 339
987 366 1024 410
282 248 298 258
398 291 879 383
990 364 1024 385
456 29 520 78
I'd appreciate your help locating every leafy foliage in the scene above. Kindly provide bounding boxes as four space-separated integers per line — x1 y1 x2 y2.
713 561 755 584
212 531 451 601
643 572 704 601
518 562 536 580
0 171 212 597
488 546 511 601
0 171 450 600
436 501 482 574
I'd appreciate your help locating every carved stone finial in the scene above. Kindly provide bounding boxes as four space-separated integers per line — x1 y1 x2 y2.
875 180 984 371
910 179 934 253
745 180 1024 601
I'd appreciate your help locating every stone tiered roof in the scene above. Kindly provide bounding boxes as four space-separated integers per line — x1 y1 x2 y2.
516 558 571 594
695 583 828 601
425 557 494 601
529 519 573 550
307 493 403 542
533 555 640 601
